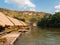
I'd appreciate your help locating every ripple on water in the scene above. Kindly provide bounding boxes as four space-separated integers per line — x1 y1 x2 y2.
14 28 60 45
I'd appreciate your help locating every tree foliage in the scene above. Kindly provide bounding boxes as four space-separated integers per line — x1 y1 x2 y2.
37 12 60 28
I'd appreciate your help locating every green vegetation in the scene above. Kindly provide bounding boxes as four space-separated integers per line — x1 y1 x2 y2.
0 8 49 22
38 12 60 28
1 8 60 28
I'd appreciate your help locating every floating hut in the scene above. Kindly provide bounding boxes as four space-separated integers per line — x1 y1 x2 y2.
0 12 13 32
0 12 28 32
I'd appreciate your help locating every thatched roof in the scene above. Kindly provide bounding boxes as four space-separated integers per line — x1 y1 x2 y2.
0 12 27 27
7 16 27 26
7 16 23 26
19 21 27 26
0 21 5 27
0 12 14 26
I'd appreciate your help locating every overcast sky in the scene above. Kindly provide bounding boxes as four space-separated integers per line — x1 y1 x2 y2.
0 0 60 13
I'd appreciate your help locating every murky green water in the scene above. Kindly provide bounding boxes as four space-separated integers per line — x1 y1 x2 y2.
15 28 60 45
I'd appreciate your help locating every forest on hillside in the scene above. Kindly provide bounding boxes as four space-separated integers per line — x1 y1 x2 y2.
0 8 50 22
38 12 60 28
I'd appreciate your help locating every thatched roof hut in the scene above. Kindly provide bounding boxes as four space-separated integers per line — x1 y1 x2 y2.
0 12 14 26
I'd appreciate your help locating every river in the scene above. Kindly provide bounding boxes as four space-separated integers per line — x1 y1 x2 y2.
14 28 60 45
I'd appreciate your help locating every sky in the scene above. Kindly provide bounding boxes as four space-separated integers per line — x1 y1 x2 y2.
0 0 60 13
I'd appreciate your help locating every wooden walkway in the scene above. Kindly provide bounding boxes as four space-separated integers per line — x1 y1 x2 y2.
0 32 22 45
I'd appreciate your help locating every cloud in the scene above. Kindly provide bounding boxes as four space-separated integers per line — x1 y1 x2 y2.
5 0 36 11
29 8 36 11
55 4 60 12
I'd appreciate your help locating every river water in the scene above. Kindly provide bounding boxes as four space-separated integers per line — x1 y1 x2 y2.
15 28 60 45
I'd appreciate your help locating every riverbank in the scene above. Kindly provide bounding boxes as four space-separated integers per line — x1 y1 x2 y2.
0 32 22 45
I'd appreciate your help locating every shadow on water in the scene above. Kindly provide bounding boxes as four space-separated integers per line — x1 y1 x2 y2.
14 27 60 45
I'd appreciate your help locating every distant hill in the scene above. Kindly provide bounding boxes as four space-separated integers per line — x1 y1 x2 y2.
0 8 51 22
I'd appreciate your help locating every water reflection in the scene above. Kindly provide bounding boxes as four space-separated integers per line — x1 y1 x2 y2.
15 28 60 45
